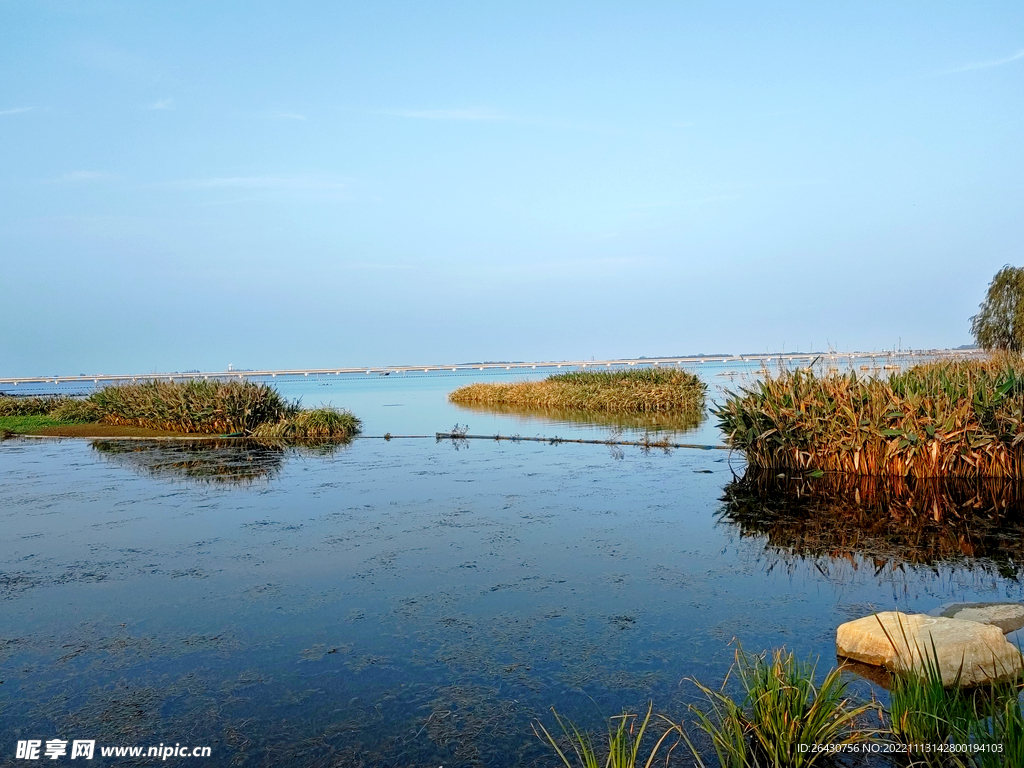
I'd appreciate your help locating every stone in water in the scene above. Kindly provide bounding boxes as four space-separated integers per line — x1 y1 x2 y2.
836 611 1023 687
938 603 1024 634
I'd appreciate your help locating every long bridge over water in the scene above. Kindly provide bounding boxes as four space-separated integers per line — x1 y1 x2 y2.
0 348 982 388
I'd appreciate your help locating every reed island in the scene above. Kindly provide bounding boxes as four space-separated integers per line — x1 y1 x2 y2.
0 379 361 440
448 367 707 416
716 355 1024 478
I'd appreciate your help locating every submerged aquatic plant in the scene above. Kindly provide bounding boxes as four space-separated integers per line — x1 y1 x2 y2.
715 355 1024 477
450 368 706 415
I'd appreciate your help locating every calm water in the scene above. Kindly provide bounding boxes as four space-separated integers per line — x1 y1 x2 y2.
2 363 1020 767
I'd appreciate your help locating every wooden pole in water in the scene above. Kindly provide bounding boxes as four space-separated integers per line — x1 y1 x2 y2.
433 432 728 450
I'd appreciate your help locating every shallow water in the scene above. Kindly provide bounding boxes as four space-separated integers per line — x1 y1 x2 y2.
2 362 1020 766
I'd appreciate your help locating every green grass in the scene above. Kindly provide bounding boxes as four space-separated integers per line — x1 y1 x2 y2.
450 368 706 414
715 354 1024 477
535 642 1024 767
968 683 1024 768
684 647 877 767
0 414 73 436
533 703 683 768
879 613 1024 767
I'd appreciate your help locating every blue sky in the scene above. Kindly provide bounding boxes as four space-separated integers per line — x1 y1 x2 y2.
2 1 1022 375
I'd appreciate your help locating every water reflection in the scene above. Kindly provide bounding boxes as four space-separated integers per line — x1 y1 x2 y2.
450 401 705 434
89 439 344 485
719 471 1024 578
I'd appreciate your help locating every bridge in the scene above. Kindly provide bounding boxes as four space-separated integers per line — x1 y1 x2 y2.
0 348 982 388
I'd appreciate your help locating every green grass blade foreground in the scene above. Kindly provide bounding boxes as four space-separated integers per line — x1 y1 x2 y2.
533 703 683 768
684 646 878 767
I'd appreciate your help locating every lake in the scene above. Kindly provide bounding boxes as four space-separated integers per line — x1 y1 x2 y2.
2 361 1021 766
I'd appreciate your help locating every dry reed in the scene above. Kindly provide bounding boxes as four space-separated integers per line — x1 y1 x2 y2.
449 368 706 414
250 408 361 440
89 380 295 434
715 355 1024 477
2 380 361 439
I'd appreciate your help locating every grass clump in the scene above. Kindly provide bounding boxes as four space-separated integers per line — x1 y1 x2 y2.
880 615 1024 766
450 368 706 415
0 381 361 440
684 647 877 767
715 355 1024 477
251 407 361 440
90 379 293 434
533 702 683 768
968 683 1024 767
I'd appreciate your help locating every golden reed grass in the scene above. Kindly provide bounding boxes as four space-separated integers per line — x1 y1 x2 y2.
715 354 1024 478
3 381 360 439
448 368 706 414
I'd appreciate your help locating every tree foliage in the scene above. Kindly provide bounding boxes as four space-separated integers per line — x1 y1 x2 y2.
971 266 1024 352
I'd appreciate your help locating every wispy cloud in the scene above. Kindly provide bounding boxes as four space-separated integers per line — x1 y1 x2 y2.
385 107 511 121
273 112 306 121
945 48 1024 74
148 98 173 110
1 106 34 115
183 176 347 190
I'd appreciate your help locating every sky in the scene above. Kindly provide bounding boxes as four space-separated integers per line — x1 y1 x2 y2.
2 1 1023 376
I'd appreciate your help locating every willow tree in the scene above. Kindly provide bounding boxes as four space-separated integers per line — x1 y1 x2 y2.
971 266 1024 352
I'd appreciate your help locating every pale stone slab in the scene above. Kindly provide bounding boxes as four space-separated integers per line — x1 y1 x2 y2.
939 603 1024 634
836 611 1023 687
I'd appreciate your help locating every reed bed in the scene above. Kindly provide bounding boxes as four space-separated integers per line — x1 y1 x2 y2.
449 368 706 414
250 407 361 440
0 395 72 417
715 355 1024 478
89 380 293 434
0 381 361 439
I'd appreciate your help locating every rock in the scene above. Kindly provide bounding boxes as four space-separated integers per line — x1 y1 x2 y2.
935 603 1024 634
836 611 1024 687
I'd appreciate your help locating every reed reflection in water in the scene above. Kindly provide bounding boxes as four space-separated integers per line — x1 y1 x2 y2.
90 439 347 485
719 470 1024 579
450 401 706 434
